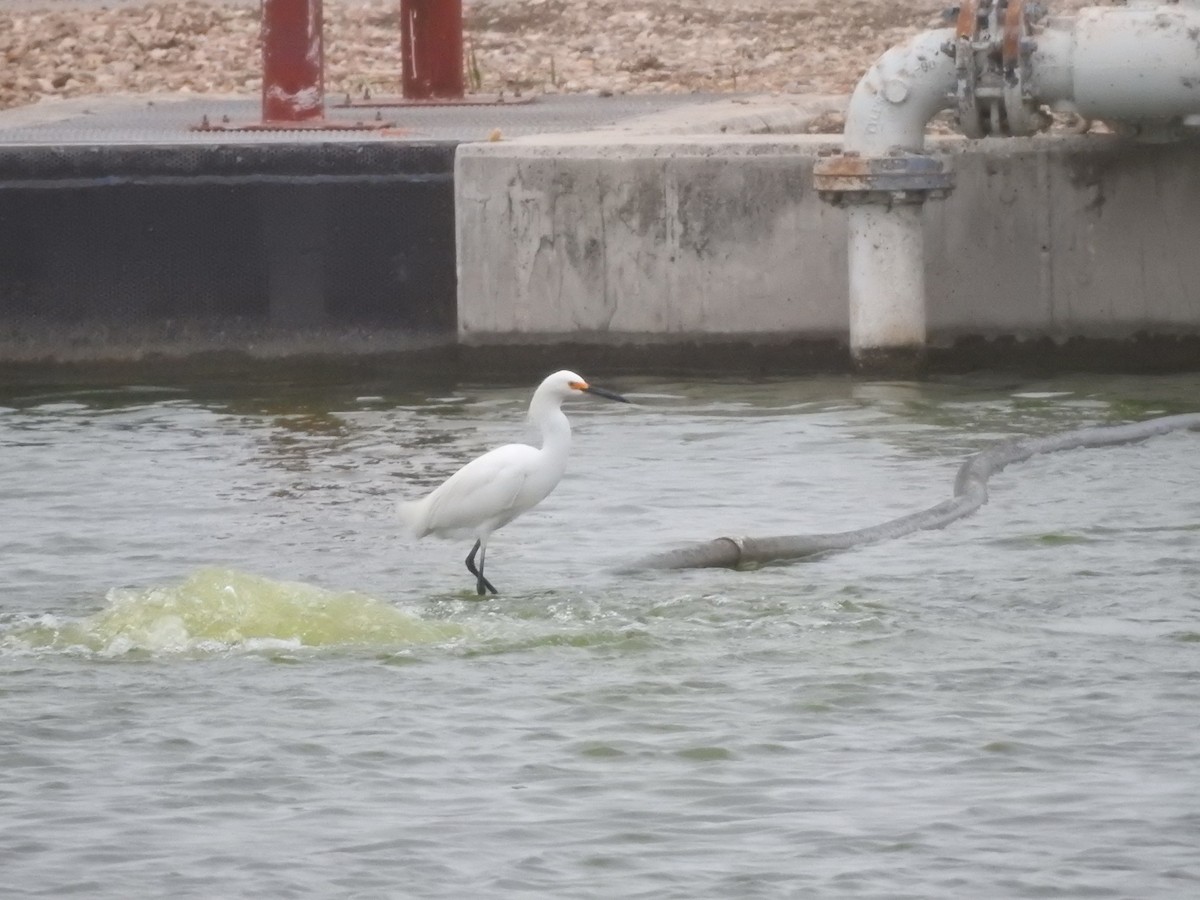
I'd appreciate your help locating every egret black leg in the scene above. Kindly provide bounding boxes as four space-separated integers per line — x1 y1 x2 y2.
465 540 499 596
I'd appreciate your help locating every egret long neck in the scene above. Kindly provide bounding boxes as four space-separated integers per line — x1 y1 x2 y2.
528 391 572 459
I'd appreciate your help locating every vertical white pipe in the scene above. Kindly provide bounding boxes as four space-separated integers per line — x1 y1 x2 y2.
839 28 956 367
848 205 926 360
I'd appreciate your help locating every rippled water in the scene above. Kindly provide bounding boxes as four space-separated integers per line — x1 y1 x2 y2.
2 371 1198 898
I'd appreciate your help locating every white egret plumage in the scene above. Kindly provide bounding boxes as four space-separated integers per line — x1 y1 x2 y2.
399 370 630 595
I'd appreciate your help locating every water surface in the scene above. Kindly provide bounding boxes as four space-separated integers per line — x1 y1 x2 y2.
2 372 1198 898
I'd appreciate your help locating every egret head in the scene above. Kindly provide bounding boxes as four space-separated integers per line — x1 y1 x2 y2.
544 370 630 404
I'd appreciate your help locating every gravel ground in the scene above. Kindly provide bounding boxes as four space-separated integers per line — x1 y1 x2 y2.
1 0 1104 113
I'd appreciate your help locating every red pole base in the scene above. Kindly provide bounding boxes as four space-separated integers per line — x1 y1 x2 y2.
262 0 325 122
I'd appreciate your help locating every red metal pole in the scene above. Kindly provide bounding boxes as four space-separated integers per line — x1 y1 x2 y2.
262 0 325 122
400 0 465 100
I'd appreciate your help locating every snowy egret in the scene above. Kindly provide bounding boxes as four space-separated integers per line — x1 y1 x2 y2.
399 370 630 595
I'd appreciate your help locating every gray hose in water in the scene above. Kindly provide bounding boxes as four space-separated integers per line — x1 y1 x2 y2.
624 412 1200 572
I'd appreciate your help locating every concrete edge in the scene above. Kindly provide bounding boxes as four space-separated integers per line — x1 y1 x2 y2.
3 331 1199 381
586 92 848 136
0 92 245 130
455 92 849 155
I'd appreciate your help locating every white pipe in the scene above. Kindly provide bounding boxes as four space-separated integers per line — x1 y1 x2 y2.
843 28 957 156
1030 6 1200 122
840 28 957 365
838 5 1200 368
848 204 926 361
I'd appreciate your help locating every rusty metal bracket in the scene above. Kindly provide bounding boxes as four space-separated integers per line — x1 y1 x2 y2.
813 152 954 206
950 0 1050 138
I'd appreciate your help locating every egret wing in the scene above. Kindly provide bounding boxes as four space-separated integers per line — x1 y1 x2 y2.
422 443 538 537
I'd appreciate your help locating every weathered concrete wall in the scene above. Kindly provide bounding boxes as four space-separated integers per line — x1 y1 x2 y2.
456 132 1200 351
456 135 845 342
928 137 1200 339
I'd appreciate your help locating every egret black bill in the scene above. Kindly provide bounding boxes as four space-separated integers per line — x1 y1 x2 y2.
574 382 630 403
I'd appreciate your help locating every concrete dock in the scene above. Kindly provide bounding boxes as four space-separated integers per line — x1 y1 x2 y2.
2 91 1199 374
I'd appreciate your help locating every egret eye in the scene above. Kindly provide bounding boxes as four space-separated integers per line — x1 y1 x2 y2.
568 381 588 391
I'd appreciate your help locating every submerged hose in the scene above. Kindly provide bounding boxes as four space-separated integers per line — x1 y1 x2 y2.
625 412 1200 572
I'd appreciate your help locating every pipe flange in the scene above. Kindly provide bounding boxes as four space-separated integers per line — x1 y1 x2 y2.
813 152 954 206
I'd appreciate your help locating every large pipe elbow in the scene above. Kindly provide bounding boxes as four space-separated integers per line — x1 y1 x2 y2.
843 28 958 156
